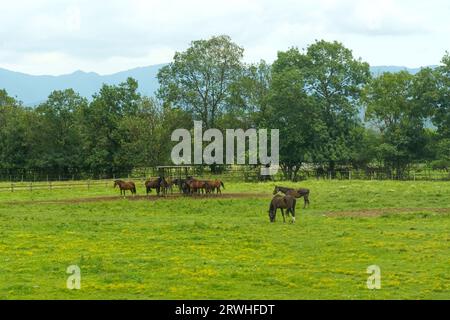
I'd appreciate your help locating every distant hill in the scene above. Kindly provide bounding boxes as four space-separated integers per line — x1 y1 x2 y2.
0 64 166 106
0 64 436 106
370 65 437 76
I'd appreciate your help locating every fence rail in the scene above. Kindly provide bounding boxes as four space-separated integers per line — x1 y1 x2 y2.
0 180 113 193
0 167 449 193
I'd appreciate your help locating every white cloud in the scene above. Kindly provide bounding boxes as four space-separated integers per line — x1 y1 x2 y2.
0 0 448 75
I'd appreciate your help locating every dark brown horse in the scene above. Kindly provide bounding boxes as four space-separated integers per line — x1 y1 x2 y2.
268 195 297 223
114 180 136 196
145 177 167 196
273 186 310 209
173 178 191 195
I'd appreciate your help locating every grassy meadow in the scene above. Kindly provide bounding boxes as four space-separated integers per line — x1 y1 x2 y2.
0 180 449 299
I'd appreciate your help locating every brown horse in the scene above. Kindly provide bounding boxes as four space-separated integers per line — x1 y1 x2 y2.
205 180 225 194
164 178 175 194
114 180 136 196
273 186 310 209
173 178 192 195
145 177 167 196
268 195 297 223
186 178 209 195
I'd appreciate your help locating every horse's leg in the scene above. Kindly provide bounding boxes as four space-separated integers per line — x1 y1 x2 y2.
293 199 297 223
281 208 286 223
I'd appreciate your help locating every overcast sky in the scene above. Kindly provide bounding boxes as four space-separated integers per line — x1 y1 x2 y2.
1 0 449 75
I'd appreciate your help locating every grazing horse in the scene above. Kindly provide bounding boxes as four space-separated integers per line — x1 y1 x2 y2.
145 177 167 196
205 180 225 194
273 186 310 209
173 178 189 194
186 178 209 195
114 180 136 196
164 178 175 194
268 195 297 223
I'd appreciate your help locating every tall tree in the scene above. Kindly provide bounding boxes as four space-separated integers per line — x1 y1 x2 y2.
265 49 324 180
0 91 31 169
432 53 450 138
364 71 431 177
0 89 18 107
80 78 141 174
157 35 244 128
303 41 371 172
224 60 272 129
31 89 87 171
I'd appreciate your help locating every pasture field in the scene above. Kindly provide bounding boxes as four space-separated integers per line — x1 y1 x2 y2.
0 180 449 299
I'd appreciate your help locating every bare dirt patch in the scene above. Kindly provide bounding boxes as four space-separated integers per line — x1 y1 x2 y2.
325 207 450 217
3 192 270 205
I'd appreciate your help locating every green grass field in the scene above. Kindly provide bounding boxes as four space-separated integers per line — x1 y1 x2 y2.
0 180 449 299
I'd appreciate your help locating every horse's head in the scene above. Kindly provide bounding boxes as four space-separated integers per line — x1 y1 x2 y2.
273 186 279 195
268 208 276 223
113 180 120 188
161 178 169 187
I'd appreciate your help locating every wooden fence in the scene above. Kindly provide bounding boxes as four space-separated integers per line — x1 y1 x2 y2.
0 179 126 193
0 167 449 193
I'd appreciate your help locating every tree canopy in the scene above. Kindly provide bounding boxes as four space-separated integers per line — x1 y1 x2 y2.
0 36 448 179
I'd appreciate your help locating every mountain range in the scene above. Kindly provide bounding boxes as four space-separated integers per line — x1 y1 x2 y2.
0 64 435 106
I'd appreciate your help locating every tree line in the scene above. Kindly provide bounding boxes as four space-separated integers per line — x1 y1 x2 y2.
0 35 449 180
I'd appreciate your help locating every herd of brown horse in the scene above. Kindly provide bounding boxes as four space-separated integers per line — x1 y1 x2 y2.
114 178 310 224
114 176 225 197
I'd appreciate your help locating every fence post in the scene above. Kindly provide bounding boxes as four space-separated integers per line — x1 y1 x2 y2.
29 181 33 192
87 180 90 190
10 183 14 192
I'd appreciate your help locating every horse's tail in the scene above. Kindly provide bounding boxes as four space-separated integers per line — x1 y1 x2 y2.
220 181 225 189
